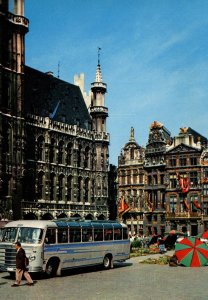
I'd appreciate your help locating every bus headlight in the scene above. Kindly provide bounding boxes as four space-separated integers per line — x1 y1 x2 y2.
29 255 36 261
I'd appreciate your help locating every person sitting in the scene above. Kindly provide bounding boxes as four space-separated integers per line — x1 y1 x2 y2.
169 254 178 267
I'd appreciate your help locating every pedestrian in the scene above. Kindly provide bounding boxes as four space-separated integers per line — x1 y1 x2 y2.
11 241 35 287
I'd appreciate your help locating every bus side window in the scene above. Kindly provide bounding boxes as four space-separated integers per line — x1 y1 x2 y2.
82 228 93 242
114 229 122 240
69 228 81 243
45 228 56 244
94 229 103 241
58 228 68 243
122 228 128 240
104 229 113 241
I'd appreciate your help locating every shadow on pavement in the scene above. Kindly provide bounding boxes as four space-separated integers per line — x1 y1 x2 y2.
1 261 133 281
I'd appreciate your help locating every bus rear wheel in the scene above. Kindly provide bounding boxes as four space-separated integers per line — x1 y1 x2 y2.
103 255 112 270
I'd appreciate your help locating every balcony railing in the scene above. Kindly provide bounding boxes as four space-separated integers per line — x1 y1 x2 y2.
166 212 201 218
6 12 29 29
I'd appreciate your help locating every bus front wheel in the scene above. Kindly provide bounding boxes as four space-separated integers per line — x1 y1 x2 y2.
103 255 112 270
45 260 58 277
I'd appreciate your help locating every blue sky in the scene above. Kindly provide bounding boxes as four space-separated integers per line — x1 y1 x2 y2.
24 0 208 166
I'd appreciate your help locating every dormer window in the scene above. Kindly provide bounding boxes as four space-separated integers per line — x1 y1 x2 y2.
130 148 134 160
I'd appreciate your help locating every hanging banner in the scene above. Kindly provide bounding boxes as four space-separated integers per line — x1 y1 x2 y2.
177 172 190 193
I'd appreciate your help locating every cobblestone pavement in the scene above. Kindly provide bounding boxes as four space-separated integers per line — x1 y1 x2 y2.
0 250 208 300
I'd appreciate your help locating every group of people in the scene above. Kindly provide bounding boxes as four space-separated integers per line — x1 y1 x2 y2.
129 233 152 248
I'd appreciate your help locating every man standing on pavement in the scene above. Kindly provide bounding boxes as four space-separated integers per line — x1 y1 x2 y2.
11 241 34 287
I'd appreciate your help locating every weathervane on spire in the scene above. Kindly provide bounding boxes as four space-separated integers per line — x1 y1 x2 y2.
98 47 101 65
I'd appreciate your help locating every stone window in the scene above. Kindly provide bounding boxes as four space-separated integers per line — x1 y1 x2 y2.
49 139 55 163
203 184 208 196
66 175 72 201
190 171 198 187
84 146 90 168
57 141 64 164
50 173 56 200
77 177 82 202
169 158 176 166
37 172 44 199
58 174 64 201
179 157 187 166
84 178 89 202
66 142 73 165
77 145 82 168
169 174 177 188
169 195 177 213
130 148 134 160
190 156 197 165
37 136 44 161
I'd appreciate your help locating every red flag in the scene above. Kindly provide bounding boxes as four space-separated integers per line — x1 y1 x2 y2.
118 196 129 215
193 199 202 211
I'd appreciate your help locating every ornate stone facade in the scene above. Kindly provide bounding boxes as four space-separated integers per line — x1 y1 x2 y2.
0 0 109 220
118 127 145 235
118 123 208 236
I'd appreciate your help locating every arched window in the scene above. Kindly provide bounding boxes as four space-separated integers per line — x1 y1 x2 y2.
84 178 89 202
130 148 134 160
49 139 56 163
77 145 82 168
58 174 64 201
84 146 90 168
77 177 82 202
37 172 44 199
91 179 95 203
66 142 73 165
57 141 64 164
37 136 44 161
50 173 56 200
66 175 72 201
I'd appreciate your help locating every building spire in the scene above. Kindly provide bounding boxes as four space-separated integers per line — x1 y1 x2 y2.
95 47 102 82
129 127 135 142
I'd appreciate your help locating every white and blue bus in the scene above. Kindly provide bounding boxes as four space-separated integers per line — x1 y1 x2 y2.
0 219 130 277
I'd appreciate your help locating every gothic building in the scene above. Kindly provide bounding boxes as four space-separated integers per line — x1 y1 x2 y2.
165 127 208 236
143 121 171 236
118 127 145 235
0 0 109 220
118 123 208 236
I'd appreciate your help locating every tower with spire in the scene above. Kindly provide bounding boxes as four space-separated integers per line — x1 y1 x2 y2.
0 0 29 219
90 48 109 210
90 48 108 134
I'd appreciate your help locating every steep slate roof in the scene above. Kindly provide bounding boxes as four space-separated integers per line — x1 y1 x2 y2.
185 127 207 145
24 66 92 130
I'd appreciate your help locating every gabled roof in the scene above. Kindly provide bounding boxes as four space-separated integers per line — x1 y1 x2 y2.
166 143 201 154
24 66 92 130
183 127 207 145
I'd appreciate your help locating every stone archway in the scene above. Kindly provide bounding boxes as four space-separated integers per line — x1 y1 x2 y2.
85 214 94 220
23 212 38 220
97 214 106 220
41 213 53 220
57 213 67 219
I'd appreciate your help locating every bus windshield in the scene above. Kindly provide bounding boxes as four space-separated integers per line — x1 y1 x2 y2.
1 227 18 242
1 227 44 244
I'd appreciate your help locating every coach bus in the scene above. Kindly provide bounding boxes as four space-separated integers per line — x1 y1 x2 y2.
0 219 130 277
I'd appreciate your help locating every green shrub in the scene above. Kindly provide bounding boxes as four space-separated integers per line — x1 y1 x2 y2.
131 239 142 248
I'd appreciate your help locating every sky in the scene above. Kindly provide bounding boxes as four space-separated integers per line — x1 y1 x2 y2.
24 0 208 166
